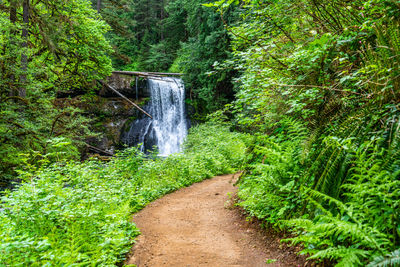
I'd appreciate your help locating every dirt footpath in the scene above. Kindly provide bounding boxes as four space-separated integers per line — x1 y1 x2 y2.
125 173 306 267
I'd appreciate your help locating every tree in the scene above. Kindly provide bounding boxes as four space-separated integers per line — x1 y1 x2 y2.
90 0 138 68
8 0 17 96
20 0 29 97
97 0 101 12
0 0 113 184
172 0 238 114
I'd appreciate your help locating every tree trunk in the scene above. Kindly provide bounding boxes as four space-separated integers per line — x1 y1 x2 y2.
160 0 164 41
97 0 101 12
9 0 17 97
19 0 29 98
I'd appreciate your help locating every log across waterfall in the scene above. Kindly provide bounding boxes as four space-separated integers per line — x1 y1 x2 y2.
121 77 188 156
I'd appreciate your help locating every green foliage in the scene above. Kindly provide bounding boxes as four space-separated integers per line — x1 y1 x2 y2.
0 97 98 187
213 0 400 265
145 41 175 71
368 249 400 267
237 117 307 224
0 123 246 265
184 122 247 171
178 0 241 115
0 0 113 90
92 0 137 68
289 133 400 265
0 0 113 186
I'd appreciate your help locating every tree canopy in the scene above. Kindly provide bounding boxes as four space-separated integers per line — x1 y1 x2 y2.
0 0 112 183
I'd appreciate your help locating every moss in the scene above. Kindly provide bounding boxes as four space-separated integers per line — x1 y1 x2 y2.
121 116 138 134
138 97 150 106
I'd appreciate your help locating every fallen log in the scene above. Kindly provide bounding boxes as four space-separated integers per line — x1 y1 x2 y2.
112 71 182 77
97 80 153 119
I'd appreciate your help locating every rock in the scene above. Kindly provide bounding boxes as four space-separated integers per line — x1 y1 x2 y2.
99 73 150 98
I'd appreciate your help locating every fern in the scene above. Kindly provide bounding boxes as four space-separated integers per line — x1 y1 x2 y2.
308 247 369 266
284 212 389 266
237 117 308 224
368 249 400 267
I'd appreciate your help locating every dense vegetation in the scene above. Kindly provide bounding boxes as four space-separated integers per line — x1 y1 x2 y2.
0 0 236 185
93 0 237 113
0 123 246 265
0 0 112 186
208 0 400 266
1 0 400 266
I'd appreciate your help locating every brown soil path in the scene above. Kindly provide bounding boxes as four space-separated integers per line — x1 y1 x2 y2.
125 173 306 267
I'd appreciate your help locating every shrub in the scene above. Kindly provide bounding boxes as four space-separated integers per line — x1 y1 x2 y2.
0 123 246 266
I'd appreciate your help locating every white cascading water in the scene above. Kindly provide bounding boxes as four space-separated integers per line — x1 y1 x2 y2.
121 77 188 156
148 77 187 156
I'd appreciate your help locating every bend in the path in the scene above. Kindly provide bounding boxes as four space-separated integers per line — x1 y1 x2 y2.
126 173 306 267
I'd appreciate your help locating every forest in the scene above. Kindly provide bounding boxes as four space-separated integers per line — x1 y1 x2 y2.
0 0 399 266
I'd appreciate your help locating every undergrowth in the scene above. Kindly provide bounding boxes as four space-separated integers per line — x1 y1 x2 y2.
236 113 400 266
0 122 246 266
208 0 400 265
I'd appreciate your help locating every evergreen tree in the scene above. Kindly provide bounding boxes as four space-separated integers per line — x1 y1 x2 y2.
172 0 238 114
91 0 138 68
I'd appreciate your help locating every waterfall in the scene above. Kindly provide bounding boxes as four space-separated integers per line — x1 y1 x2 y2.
121 77 188 156
135 76 138 101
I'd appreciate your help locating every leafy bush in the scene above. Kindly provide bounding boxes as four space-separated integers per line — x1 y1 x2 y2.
236 114 400 266
283 134 400 266
0 123 246 266
0 0 112 187
237 117 307 225
207 0 400 265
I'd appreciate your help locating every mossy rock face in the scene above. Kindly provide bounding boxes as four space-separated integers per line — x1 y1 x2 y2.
56 93 149 155
121 116 138 134
101 74 135 97
54 75 152 155
138 97 151 106
105 118 129 143
88 97 149 153
89 116 132 154
100 74 150 98
130 77 150 98
100 98 139 117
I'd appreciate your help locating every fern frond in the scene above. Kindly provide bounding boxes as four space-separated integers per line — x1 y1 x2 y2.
281 218 314 229
305 188 348 214
308 246 369 267
313 218 389 250
367 249 400 267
